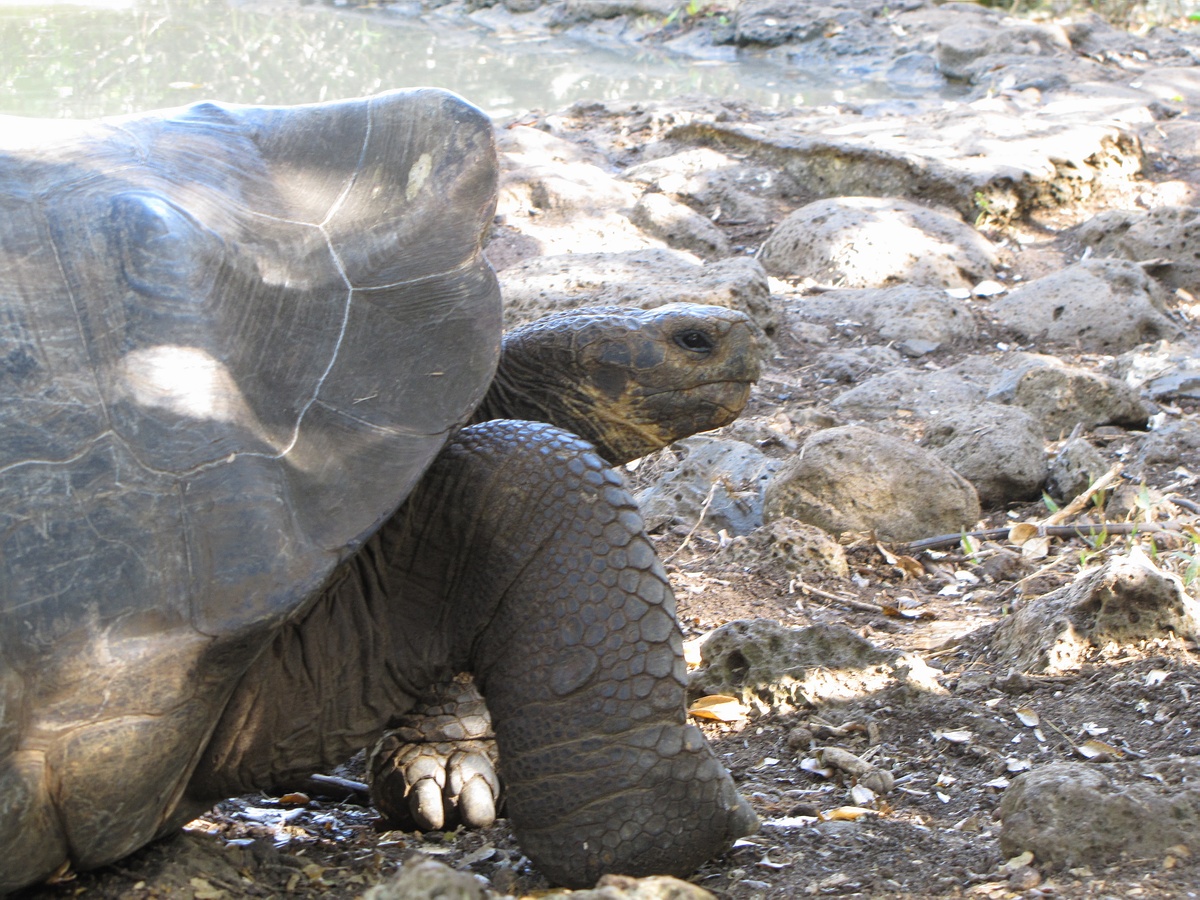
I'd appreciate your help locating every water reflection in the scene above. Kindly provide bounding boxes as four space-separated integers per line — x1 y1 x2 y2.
0 0 831 118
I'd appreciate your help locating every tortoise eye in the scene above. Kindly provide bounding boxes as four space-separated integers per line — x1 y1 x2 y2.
674 330 715 353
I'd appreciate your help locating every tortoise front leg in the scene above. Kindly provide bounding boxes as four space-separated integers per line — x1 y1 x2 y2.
402 420 756 887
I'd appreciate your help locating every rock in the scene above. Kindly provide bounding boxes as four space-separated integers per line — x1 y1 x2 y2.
1106 339 1200 401
622 148 740 194
763 425 982 542
1077 206 1200 296
629 192 732 260
922 403 1047 507
549 0 677 27
1135 419 1200 468
365 857 485 900
1104 481 1166 522
543 873 717 899
886 52 947 94
635 437 781 537
757 196 996 289
496 125 657 261
669 99 1142 223
1000 760 1200 867
733 1 862 48
988 355 1150 437
498 250 778 335
689 620 943 714
623 150 800 229
990 551 1200 675
789 284 979 348
1046 437 1110 502
829 366 992 424
815 346 904 385
989 258 1179 353
935 20 1072 82
718 517 849 579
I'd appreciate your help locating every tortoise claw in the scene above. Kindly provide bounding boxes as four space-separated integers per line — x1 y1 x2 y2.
448 750 500 828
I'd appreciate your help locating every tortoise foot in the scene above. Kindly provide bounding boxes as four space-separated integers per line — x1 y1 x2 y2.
368 675 501 831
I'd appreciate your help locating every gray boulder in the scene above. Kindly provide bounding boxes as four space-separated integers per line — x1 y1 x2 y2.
1046 437 1110 502
1078 206 1200 296
629 193 732 260
990 258 1179 353
636 437 780 537
935 20 1072 82
1001 761 1200 868
717 517 849 579
922 403 1047 507
690 620 943 713
757 196 996 289
790 284 979 349
991 552 1200 675
763 425 982 542
830 367 992 424
988 356 1150 437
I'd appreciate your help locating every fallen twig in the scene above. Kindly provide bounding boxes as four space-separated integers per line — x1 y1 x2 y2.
1042 463 1123 527
307 773 370 795
901 520 1187 553
665 480 719 563
794 579 884 614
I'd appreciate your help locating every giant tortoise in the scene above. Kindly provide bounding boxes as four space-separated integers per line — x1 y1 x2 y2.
0 89 759 892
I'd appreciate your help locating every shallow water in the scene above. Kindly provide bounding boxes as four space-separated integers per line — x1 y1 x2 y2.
0 0 892 120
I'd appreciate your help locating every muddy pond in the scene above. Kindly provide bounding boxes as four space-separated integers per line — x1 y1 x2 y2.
0 0 959 119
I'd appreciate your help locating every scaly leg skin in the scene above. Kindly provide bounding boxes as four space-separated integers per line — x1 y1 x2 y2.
406 421 757 886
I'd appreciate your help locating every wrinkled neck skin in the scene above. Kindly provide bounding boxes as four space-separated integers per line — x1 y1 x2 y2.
472 352 665 465
470 307 759 465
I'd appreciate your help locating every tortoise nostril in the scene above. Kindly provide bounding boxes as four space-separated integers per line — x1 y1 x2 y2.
674 330 715 353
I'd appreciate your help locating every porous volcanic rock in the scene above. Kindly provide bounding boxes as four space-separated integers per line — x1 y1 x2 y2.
987 355 1151 436
757 196 996 289
1000 760 1200 868
1078 205 1200 295
989 258 1179 353
922 403 1047 507
990 551 1200 675
689 619 943 714
763 425 982 542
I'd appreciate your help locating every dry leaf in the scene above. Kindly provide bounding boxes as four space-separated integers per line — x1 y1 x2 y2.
822 806 875 821
688 694 748 722
1015 707 1040 727
1077 739 1125 760
682 636 706 667
278 792 310 806
934 729 973 744
1021 536 1050 559
1008 523 1039 545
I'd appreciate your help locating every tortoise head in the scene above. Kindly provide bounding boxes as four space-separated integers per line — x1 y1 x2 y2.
474 303 761 464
